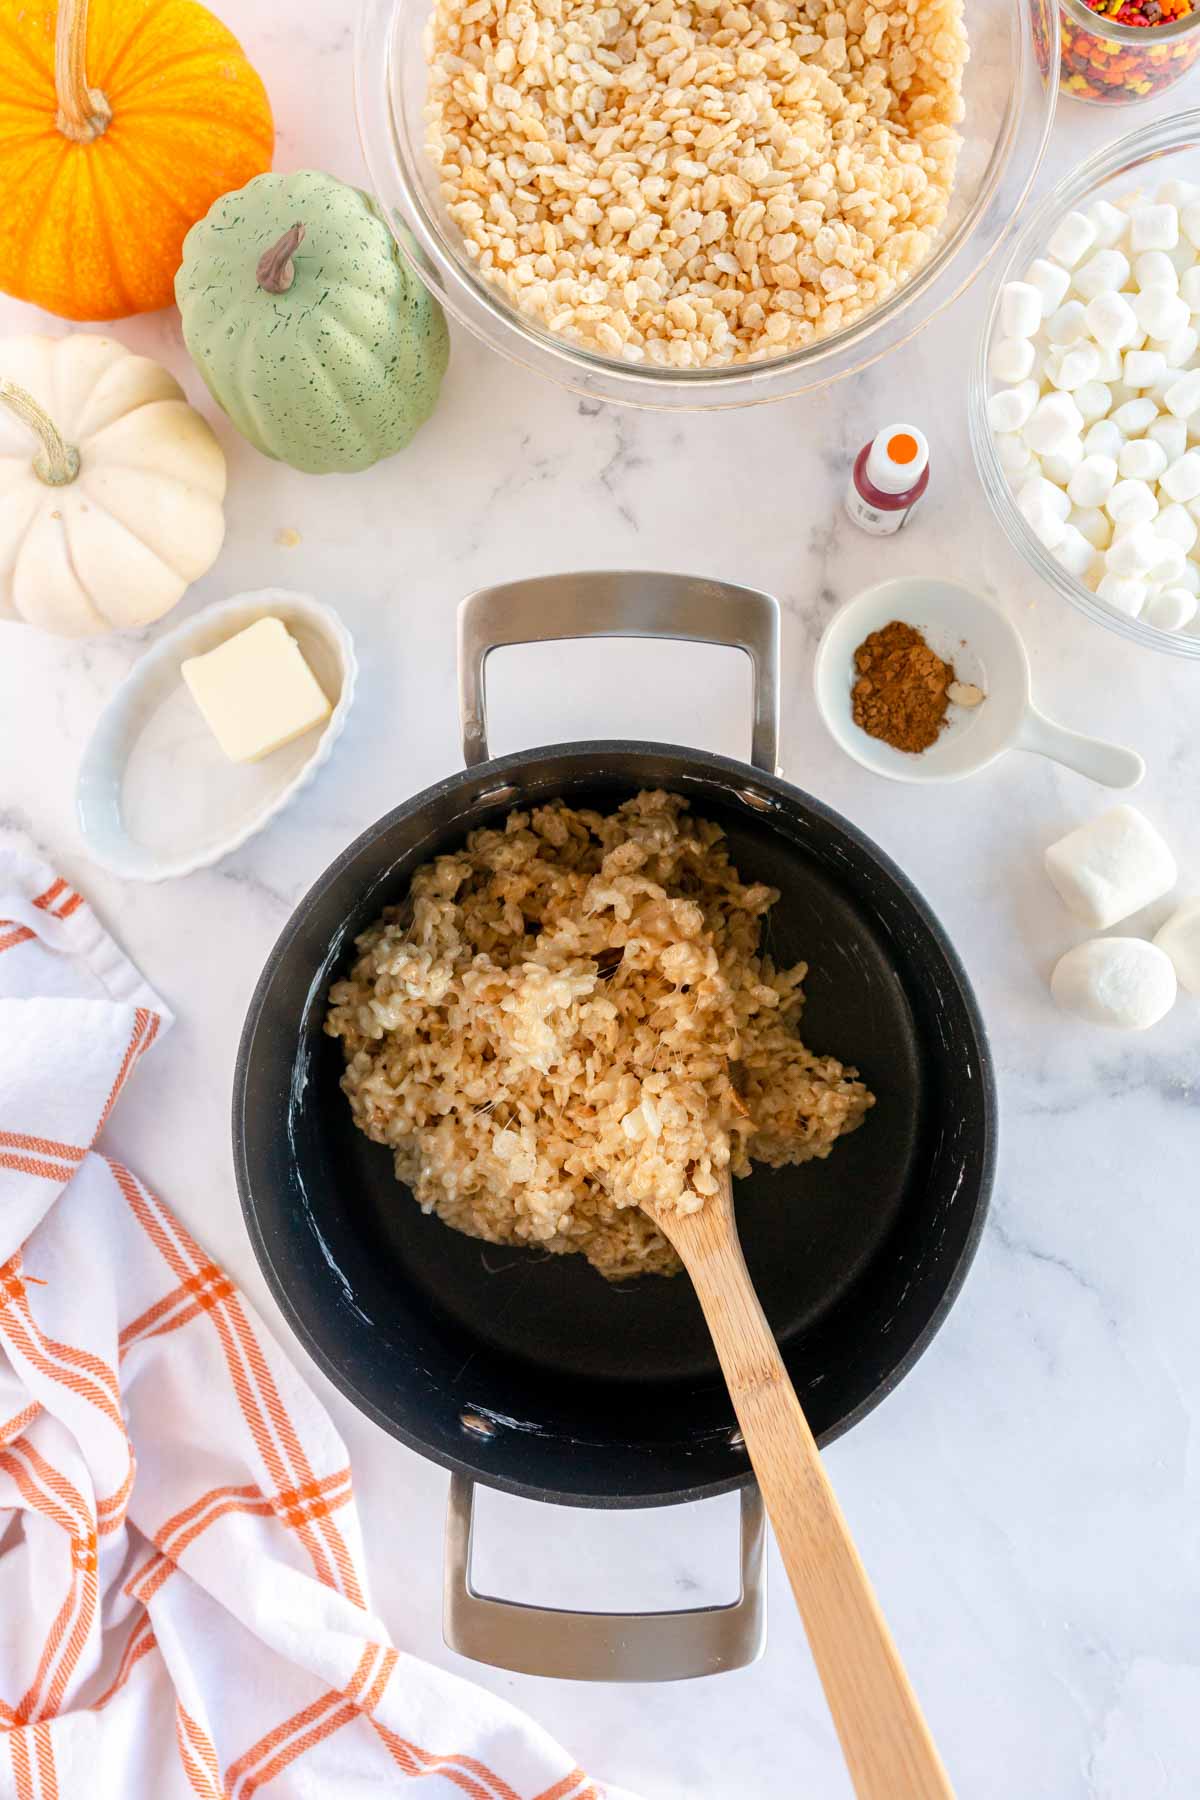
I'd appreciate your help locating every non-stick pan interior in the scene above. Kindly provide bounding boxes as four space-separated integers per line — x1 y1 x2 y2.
235 746 994 1506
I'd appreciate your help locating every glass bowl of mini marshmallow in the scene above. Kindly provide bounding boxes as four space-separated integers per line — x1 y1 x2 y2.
971 110 1200 658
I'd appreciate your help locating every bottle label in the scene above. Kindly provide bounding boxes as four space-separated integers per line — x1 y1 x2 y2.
845 475 913 535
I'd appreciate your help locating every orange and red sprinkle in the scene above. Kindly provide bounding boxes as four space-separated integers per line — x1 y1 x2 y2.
1061 0 1200 102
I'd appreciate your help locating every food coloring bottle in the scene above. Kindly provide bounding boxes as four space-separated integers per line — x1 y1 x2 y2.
845 424 930 535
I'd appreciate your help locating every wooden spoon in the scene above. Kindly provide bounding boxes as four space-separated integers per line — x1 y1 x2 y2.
646 1168 954 1800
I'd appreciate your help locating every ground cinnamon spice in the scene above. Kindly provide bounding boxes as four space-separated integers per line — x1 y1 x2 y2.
851 620 954 754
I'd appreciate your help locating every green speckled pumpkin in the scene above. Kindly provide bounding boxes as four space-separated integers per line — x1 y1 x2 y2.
175 170 448 475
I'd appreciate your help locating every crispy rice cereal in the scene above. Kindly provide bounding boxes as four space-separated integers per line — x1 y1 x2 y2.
326 792 873 1279
423 0 967 366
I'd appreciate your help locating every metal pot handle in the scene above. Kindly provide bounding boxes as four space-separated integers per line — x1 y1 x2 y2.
458 571 782 774
444 1475 766 1682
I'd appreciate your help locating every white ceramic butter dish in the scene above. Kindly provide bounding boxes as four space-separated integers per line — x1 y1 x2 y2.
77 589 356 881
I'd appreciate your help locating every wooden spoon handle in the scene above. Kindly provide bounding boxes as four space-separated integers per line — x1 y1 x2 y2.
685 1218 954 1800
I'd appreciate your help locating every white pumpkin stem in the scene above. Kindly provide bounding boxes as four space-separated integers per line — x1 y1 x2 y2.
0 381 81 487
257 224 306 295
55 0 112 144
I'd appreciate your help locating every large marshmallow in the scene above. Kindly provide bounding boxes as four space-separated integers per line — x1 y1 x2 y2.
1051 939 1177 1031
1154 898 1200 993
1044 806 1178 930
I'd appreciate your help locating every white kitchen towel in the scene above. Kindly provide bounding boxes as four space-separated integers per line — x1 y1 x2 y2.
0 835 637 1800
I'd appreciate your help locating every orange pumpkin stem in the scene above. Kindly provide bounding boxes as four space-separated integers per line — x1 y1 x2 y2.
256 224 306 295
55 0 112 144
0 380 80 486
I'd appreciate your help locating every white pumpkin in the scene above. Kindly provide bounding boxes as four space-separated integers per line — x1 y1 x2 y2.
0 334 226 637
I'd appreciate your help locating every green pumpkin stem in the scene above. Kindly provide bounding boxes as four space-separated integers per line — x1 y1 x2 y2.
55 0 112 144
0 380 81 486
257 224 306 295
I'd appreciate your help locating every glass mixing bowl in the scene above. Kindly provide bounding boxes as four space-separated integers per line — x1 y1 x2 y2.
355 0 1058 409
970 110 1200 660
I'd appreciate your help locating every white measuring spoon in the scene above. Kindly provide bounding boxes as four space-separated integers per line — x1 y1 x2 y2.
814 578 1144 788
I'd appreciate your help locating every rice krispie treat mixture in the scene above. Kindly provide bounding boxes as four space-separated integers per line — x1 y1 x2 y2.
424 0 967 367
326 791 873 1279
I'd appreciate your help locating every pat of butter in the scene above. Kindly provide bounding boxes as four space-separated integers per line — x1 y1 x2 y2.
181 617 332 763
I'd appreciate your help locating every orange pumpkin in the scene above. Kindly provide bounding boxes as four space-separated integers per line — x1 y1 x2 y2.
0 0 274 321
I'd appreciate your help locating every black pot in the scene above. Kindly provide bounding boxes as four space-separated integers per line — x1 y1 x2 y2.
233 574 995 1681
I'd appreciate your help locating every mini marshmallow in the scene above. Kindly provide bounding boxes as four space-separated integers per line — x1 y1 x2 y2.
1053 525 1098 580
1048 209 1098 268
1158 324 1200 368
1175 558 1200 594
1154 898 1200 993
1161 450 1200 501
1165 371 1200 419
1050 344 1101 391
1087 198 1129 247
1067 453 1118 507
1070 505 1113 549
1155 502 1198 551
1107 381 1136 411
1085 290 1138 349
1026 257 1073 317
1149 538 1187 585
1096 572 1148 615
1084 419 1123 459
1044 805 1177 930
1134 250 1179 291
1105 521 1160 577
1156 179 1200 209
1073 380 1113 424
1123 348 1167 389
1111 397 1159 436
1106 478 1159 524
1180 265 1200 310
1095 343 1126 383
997 433 1035 476
1047 299 1088 346
1117 436 1168 480
1147 414 1189 461
1025 391 1085 454
1130 203 1179 253
990 335 1036 384
1000 280 1043 339
1019 475 1072 521
1180 199 1200 249
1133 285 1190 340
1143 586 1199 631
1042 438 1085 485
1051 939 1177 1032
1073 248 1131 303
987 379 1040 432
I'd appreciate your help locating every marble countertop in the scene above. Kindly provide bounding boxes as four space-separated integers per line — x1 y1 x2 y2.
3 11 1200 1796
